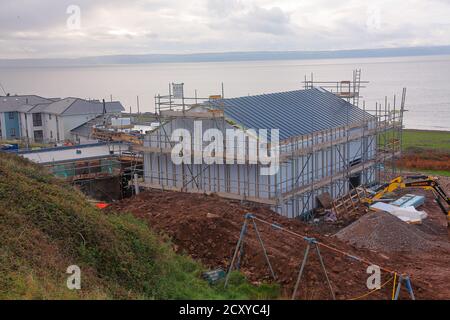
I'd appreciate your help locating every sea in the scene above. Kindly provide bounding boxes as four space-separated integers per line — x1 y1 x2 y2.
1 54 450 131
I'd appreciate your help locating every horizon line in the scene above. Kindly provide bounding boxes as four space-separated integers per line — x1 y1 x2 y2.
1 45 450 66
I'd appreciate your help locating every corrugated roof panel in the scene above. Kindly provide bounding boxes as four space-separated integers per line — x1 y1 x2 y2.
207 88 372 140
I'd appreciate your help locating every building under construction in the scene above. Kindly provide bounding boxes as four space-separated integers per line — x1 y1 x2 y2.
138 71 405 219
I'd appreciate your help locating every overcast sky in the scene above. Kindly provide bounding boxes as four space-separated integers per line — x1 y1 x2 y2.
1 0 450 59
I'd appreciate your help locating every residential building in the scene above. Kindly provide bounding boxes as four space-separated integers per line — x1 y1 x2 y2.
0 95 124 143
0 95 53 140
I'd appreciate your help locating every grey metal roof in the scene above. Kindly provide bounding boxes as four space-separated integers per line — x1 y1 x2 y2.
24 103 51 113
70 115 104 137
43 98 125 116
42 98 78 115
207 88 373 140
0 95 124 116
16 104 36 113
0 95 53 113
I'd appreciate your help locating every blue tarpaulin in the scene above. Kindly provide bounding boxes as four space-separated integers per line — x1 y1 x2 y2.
1 144 19 152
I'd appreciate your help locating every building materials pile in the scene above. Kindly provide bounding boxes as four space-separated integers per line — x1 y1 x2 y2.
370 202 428 224
108 190 450 299
391 194 425 208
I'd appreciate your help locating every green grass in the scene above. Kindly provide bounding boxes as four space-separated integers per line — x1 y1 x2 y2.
402 129 450 151
424 170 450 177
399 168 450 177
0 152 279 300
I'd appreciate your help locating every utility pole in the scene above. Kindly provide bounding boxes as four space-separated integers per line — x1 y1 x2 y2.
102 99 107 126
137 96 140 114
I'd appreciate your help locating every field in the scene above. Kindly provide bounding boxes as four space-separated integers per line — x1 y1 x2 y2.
397 130 450 175
402 130 450 151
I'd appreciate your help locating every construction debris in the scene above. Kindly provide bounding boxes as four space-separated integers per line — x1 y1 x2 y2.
370 202 428 224
317 192 333 209
202 269 226 284
324 210 338 223
391 207 427 224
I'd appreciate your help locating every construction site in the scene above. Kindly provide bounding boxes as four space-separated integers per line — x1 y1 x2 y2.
5 70 450 300
109 70 448 300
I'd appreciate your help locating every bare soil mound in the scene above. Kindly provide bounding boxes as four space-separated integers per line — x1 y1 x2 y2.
335 211 449 253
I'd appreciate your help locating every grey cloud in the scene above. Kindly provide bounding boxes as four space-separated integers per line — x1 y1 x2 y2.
0 0 136 31
209 5 294 36
145 32 159 39
0 0 450 59
242 6 293 35
207 0 243 17
0 0 67 31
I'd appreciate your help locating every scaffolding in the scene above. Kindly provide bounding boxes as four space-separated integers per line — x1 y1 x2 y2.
45 156 122 182
303 69 367 107
137 73 405 219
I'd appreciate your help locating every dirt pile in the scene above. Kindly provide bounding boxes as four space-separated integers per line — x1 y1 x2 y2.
108 190 448 300
335 211 449 252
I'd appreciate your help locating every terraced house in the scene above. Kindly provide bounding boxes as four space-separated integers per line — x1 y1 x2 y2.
0 95 124 143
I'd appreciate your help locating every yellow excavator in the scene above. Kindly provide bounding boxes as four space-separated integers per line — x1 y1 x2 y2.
364 175 450 239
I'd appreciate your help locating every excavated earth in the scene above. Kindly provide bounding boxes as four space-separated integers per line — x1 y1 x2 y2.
108 179 450 300
335 211 450 253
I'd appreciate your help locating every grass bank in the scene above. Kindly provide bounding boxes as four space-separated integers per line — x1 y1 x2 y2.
0 152 278 300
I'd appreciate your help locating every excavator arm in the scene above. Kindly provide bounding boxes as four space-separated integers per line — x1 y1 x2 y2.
366 175 450 240
403 176 450 215
369 175 432 202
